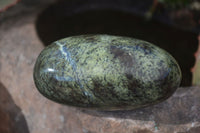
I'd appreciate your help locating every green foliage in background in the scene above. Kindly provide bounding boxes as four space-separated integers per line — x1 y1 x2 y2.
158 0 191 8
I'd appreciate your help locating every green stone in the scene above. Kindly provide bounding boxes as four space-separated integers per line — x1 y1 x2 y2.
33 35 181 110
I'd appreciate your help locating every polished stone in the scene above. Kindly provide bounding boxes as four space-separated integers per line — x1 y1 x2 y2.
33 35 181 110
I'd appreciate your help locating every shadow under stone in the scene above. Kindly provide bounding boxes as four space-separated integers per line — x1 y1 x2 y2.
0 82 29 133
80 87 200 125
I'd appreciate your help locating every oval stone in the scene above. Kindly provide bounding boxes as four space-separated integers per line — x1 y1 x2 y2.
34 35 181 110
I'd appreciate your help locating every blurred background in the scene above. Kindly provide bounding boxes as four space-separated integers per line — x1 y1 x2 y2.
0 0 200 133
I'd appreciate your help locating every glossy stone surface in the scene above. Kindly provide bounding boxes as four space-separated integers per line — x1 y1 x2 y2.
33 35 181 110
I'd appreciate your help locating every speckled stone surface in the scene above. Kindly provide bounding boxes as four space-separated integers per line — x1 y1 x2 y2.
34 35 181 110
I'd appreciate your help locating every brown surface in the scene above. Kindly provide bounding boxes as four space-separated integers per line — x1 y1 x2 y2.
0 82 29 133
0 108 14 133
0 1 200 133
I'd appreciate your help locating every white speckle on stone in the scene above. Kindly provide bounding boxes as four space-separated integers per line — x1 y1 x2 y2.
139 111 143 114
19 54 25 62
83 128 89 133
106 117 117 121
153 121 159 132
59 115 65 122
43 114 47 119
20 89 24 96
191 105 196 111
100 35 109 41
55 41 65 46
47 68 55 72
191 122 195 127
